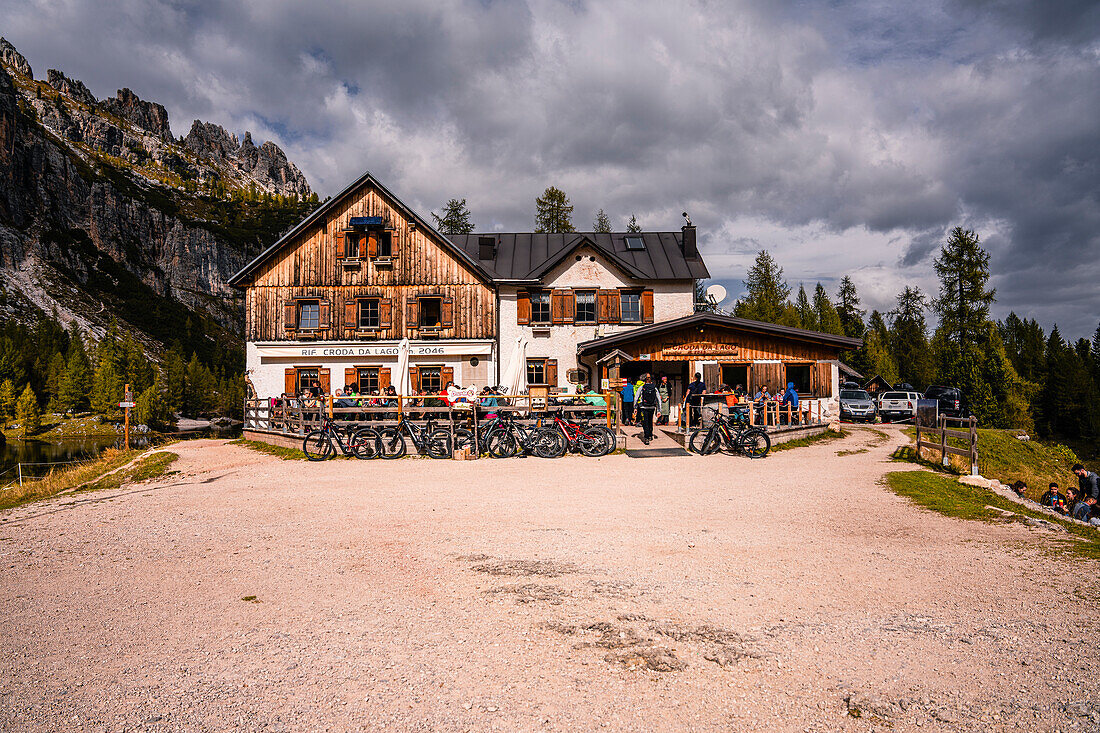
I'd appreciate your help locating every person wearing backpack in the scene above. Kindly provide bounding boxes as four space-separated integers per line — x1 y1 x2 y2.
637 373 662 445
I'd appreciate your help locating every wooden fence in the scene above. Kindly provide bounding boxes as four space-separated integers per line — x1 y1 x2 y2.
679 395 828 433
915 415 978 474
244 393 617 438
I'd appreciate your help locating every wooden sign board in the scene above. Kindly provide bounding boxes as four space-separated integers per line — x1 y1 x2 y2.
659 341 740 358
529 386 549 411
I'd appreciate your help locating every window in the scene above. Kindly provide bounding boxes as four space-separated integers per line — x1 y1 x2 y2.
356 367 379 394
530 291 551 324
377 231 392 258
574 290 596 324
296 368 319 393
419 366 442 393
786 364 812 394
298 300 320 330
358 298 380 329
526 358 547 386
344 232 360 259
419 297 442 329
620 292 642 323
624 235 645 251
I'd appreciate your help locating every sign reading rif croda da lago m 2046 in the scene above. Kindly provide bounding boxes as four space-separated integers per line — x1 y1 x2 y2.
253 341 494 358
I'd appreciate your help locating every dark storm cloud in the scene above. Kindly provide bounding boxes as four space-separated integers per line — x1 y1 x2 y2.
2 0 1097 335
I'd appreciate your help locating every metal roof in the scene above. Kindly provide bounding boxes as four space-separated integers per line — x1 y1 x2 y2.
447 231 710 282
576 312 864 355
228 171 493 287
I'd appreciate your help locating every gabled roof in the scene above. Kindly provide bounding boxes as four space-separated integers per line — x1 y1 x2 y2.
228 171 493 287
576 312 863 355
447 231 710 282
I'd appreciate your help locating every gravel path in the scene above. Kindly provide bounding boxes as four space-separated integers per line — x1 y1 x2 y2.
1 426 1097 732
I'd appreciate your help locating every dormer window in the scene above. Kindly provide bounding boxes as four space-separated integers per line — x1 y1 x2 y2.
624 235 645 251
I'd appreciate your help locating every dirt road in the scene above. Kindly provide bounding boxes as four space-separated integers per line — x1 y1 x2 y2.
1 427 1097 732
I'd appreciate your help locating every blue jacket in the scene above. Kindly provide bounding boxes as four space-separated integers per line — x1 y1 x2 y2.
621 383 634 401
781 382 799 408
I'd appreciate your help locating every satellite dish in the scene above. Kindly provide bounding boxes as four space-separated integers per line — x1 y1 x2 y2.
705 284 727 304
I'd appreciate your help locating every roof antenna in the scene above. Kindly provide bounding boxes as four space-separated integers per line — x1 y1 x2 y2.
682 211 692 226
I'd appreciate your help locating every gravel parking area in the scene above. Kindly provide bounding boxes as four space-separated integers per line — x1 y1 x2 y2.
1 427 1098 732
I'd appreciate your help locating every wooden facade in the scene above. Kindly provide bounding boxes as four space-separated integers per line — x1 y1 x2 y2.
241 183 495 343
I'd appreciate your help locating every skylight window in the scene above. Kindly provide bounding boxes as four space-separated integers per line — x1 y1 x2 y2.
624 235 645 251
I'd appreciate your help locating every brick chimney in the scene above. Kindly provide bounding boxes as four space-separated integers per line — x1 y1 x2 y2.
680 221 697 259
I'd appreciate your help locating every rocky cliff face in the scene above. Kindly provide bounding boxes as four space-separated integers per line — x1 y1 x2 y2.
0 38 318 362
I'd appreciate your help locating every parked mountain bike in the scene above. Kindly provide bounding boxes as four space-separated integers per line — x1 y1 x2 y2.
548 409 615 457
376 416 454 459
302 416 382 461
689 407 770 458
480 411 565 458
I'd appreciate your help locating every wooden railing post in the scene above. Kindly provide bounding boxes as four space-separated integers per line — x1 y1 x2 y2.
939 415 948 468
915 418 921 460
969 416 978 475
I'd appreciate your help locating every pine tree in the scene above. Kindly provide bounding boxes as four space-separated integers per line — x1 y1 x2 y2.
431 198 474 234
813 283 843 335
57 329 92 412
932 227 996 347
90 355 123 414
164 348 187 413
0 378 15 424
625 214 642 233
889 286 932 389
15 384 40 437
534 187 575 233
592 209 612 233
795 285 816 330
45 351 65 411
835 276 865 339
863 329 899 384
734 250 790 324
135 385 170 429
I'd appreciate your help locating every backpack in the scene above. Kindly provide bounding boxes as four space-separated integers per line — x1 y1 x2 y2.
639 383 658 407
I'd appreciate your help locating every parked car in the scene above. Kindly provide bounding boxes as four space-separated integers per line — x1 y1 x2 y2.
877 391 922 422
839 389 877 423
924 386 966 419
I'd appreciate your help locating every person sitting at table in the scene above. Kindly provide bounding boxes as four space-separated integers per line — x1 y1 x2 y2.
780 382 799 424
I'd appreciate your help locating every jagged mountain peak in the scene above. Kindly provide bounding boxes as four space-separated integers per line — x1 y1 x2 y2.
0 37 31 78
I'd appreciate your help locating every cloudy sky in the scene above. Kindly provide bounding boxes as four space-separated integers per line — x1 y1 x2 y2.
4 0 1099 338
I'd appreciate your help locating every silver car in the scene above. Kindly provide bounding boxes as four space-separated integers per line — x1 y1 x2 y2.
839 389 877 423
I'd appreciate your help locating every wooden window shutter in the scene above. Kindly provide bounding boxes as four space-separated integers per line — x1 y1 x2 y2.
284 368 297 396
606 289 621 323
409 366 419 391
517 290 531 325
344 298 357 327
367 233 378 258
379 298 392 329
551 290 569 324
335 231 345 255
546 359 558 387
344 367 357 388
597 290 610 323
441 296 454 328
318 299 331 329
563 291 575 323
442 366 455 385
703 363 720 392
319 368 331 393
379 367 392 390
813 363 831 397
284 300 297 332
406 297 418 328
642 289 654 324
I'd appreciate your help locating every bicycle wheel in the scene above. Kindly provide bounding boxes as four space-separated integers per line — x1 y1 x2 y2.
533 427 567 458
486 430 518 458
426 429 453 459
375 427 407 459
688 429 708 454
739 428 771 458
303 431 334 461
349 427 382 460
583 425 616 457
452 428 476 453
700 429 722 455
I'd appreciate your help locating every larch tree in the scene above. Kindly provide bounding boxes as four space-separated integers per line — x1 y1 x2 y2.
0 378 15 423
932 227 996 347
534 187 575 233
835 275 865 339
795 285 816 331
813 283 844 335
592 209 612 233
625 214 642 233
889 286 933 389
431 198 474 234
734 250 790 325
15 384 40 437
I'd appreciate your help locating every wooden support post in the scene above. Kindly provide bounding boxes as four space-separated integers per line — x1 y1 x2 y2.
915 419 921 460
786 402 792 425
970 416 978 475
940 415 949 468
123 383 131 451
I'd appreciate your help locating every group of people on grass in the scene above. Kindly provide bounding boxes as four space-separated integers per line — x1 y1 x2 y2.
1011 464 1100 526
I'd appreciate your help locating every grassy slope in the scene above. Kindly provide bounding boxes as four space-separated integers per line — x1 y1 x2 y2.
0 449 178 511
